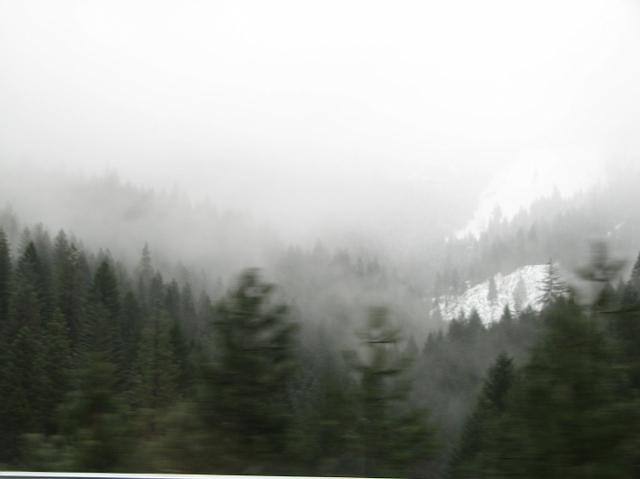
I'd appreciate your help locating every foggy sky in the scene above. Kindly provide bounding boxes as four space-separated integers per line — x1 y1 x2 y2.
1 0 640 242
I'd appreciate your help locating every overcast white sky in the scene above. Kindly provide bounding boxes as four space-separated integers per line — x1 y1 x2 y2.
1 0 640 242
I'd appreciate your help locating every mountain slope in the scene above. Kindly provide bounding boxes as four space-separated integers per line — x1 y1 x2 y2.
436 264 547 324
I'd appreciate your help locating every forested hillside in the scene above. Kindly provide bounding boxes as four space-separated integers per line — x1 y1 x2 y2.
2 208 640 477
0 218 439 476
3 0 640 476
429 171 640 297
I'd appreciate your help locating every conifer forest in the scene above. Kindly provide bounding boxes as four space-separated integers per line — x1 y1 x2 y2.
3 1 640 478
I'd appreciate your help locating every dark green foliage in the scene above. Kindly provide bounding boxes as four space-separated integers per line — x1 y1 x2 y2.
12 213 640 478
92 260 120 320
21 356 127 472
52 231 88 347
180 282 198 336
132 315 180 411
0 324 48 461
287 333 358 475
0 228 10 326
120 291 141 381
41 309 73 434
449 353 515 478
450 246 640 479
345 307 436 477
14 242 49 326
0 220 447 475
197 269 299 472
495 301 640 478
57 355 129 471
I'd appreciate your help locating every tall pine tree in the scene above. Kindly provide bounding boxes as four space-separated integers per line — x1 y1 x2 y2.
345 307 436 477
198 269 298 473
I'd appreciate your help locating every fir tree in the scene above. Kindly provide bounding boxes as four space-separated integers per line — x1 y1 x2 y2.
0 323 48 462
0 228 10 327
513 275 527 312
537 258 568 306
15 241 49 326
198 269 299 472
180 282 198 337
40 309 73 434
621 251 640 307
500 305 513 325
56 355 129 471
344 307 436 477
132 314 180 412
488 300 640 478
449 353 515 478
288 332 357 475
52 232 88 347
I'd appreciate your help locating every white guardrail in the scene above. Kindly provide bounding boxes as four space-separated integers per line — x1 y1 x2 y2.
0 473 384 479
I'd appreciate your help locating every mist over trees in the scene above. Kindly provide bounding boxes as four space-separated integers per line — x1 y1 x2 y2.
2 167 640 476
3 0 640 475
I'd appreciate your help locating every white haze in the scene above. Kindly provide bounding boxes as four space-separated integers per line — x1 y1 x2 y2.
1 0 640 248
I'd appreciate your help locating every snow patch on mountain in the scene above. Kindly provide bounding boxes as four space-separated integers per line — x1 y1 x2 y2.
436 264 548 324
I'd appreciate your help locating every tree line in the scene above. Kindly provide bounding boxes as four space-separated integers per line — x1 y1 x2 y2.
3 220 640 478
0 226 434 476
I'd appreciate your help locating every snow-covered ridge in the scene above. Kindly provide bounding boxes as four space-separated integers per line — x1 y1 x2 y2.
436 264 548 324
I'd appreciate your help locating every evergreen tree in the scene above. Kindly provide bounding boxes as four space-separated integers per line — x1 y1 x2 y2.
449 353 515 478
52 232 88 347
288 334 358 476
0 228 10 327
40 309 73 434
513 275 527 312
467 309 485 338
92 259 121 320
30 226 54 323
132 314 180 412
500 305 513 326
488 300 640 478
537 258 568 306
180 282 198 337
0 323 47 462
197 269 299 472
120 290 141 383
165 279 181 322
1 241 50 459
56 355 128 471
15 241 49 326
83 260 127 390
621 251 640 307
345 307 436 477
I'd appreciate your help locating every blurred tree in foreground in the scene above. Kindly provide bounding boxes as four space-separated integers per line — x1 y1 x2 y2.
197 269 299 473
345 307 436 477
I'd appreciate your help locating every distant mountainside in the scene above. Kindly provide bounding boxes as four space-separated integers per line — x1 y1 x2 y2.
458 154 604 239
430 167 640 304
434 264 548 324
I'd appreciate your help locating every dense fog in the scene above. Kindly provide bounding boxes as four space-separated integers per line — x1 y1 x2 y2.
3 1 640 477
